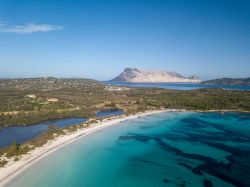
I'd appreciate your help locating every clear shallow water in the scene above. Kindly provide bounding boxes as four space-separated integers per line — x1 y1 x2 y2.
0 118 87 148
107 81 250 91
6 112 250 187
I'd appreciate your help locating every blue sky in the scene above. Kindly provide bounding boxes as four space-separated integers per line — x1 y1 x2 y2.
0 0 249 81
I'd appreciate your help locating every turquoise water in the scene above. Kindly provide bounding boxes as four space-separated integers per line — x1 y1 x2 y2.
6 112 250 187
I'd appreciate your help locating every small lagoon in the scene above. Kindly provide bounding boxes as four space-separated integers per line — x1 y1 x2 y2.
0 117 87 148
0 109 125 148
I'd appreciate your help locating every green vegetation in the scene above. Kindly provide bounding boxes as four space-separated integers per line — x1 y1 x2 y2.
5 141 30 158
0 78 249 127
0 78 249 166
127 88 250 111
0 159 7 167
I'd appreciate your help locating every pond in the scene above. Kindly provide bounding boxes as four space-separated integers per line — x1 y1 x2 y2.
0 109 125 148
0 117 87 148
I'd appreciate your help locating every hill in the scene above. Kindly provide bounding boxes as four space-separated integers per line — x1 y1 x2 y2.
111 68 201 83
202 78 250 85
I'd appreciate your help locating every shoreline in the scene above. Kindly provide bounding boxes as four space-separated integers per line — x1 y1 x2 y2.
0 109 169 187
1 109 249 128
0 108 249 187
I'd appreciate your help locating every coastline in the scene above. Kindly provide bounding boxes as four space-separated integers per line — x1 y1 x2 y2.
0 108 249 187
0 109 169 187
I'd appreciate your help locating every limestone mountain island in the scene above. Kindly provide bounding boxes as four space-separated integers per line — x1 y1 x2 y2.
111 68 201 83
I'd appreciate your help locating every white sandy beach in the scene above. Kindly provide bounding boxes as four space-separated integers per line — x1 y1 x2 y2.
0 109 174 187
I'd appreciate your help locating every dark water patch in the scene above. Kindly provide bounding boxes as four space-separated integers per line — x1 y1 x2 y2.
154 138 216 163
207 123 250 140
196 163 245 187
119 133 249 186
160 141 245 186
119 134 215 163
178 117 250 142
163 179 169 183
192 167 203 175
202 141 250 157
117 113 250 186
164 132 250 186
203 179 213 187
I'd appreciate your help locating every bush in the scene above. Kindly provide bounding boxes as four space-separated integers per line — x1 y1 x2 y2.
5 141 30 158
0 159 7 167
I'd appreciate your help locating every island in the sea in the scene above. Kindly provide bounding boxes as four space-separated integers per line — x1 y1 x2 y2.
202 77 250 85
111 67 201 83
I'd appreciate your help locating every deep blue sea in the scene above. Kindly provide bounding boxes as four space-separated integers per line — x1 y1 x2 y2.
6 112 250 187
107 82 250 91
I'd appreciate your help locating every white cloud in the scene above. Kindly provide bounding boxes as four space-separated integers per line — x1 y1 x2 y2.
0 23 63 34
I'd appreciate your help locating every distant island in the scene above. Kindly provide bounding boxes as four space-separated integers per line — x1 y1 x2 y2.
111 67 201 83
202 77 250 85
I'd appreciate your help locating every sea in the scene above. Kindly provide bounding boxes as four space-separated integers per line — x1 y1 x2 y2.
6 112 250 187
106 82 250 91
